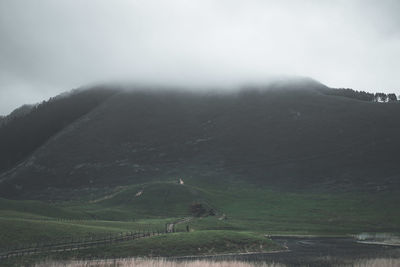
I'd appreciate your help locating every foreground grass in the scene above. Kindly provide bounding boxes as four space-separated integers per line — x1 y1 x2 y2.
1 181 400 264
33 257 400 267
3 181 400 237
0 211 173 251
186 181 400 235
52 231 280 258
2 231 282 266
351 258 400 267
35 258 285 267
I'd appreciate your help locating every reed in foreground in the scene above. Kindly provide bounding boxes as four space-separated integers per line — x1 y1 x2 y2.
35 257 400 267
348 258 400 267
35 258 286 267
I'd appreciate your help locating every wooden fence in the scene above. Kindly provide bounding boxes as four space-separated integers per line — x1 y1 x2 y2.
0 229 163 260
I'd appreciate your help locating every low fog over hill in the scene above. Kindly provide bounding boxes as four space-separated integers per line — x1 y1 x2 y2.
0 78 399 200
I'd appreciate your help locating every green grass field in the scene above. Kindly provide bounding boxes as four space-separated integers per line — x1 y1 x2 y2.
50 230 281 258
1 230 282 266
1 180 399 265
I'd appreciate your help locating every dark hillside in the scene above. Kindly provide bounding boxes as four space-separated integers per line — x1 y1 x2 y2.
0 82 399 199
0 87 117 173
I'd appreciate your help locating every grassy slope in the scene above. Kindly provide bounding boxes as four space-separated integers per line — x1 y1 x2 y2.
3 231 282 266
54 230 281 258
0 213 172 251
1 181 399 252
0 182 207 251
0 196 177 251
0 181 399 267
185 187 400 234
0 198 86 219
181 183 399 235
94 181 204 217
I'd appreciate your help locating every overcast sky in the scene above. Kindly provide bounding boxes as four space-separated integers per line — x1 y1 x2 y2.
0 0 399 115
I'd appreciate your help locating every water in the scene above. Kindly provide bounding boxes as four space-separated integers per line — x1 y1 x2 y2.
354 232 400 245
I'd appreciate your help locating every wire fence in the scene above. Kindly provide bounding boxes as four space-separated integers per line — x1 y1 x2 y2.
0 229 165 260
0 217 195 260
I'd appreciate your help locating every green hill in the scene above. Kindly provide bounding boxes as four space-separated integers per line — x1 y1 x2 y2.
0 79 399 199
0 79 399 263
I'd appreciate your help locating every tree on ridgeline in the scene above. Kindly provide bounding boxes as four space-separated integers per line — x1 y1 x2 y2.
320 88 375 101
388 93 398 102
320 88 398 103
374 92 388 102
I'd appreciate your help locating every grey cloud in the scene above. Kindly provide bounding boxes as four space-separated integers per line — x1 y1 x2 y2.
0 0 399 115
